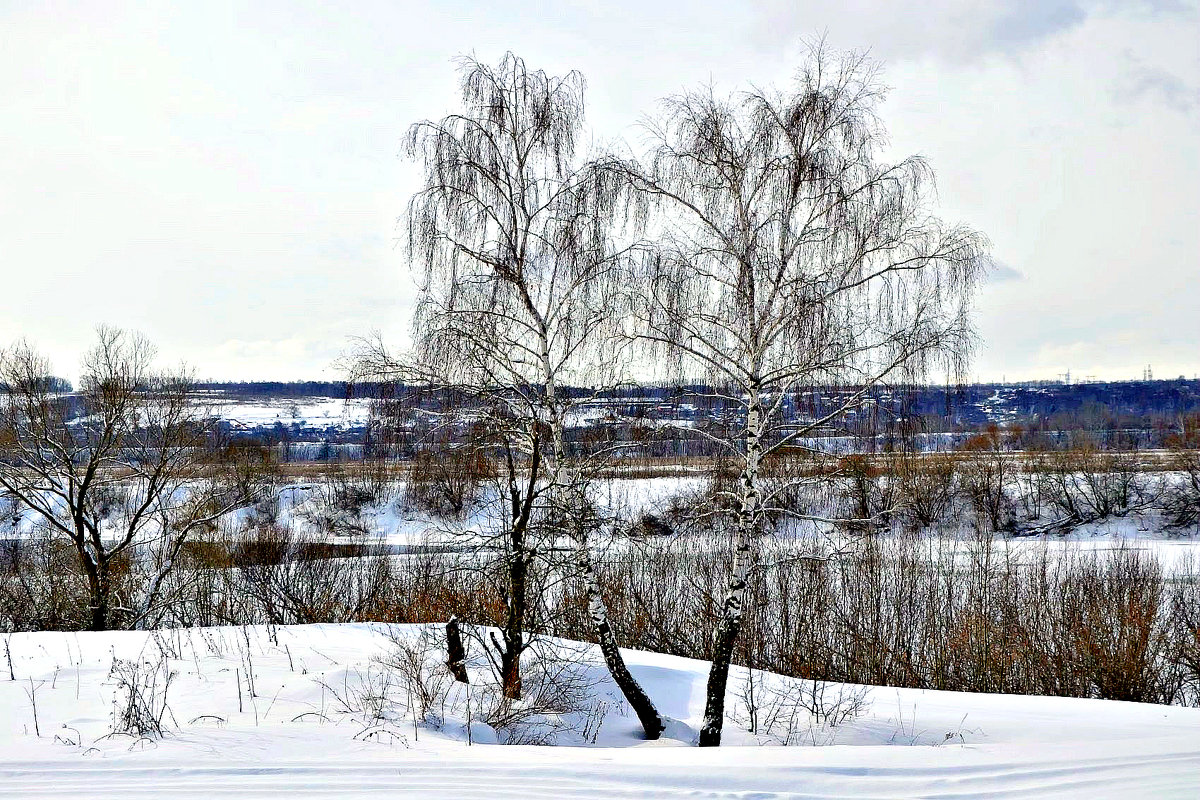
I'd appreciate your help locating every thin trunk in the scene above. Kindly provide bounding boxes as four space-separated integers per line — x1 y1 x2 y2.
535 323 663 738
445 616 470 684
500 537 527 699
78 539 109 633
497 441 537 700
578 541 664 739
699 395 763 747
498 640 522 699
88 566 109 632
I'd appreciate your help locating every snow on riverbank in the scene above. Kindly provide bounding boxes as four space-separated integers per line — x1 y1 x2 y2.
2 623 1198 798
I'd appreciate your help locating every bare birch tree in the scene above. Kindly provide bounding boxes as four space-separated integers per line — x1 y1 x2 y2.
619 45 987 745
0 328 265 631
362 53 664 737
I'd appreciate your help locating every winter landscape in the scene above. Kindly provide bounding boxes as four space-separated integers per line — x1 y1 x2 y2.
3 2 1200 798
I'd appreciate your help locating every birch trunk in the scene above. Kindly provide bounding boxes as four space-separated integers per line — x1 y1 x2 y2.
579 543 665 739
699 397 763 746
540 338 664 739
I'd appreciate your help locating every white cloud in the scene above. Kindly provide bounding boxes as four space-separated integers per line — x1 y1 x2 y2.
0 1 1196 382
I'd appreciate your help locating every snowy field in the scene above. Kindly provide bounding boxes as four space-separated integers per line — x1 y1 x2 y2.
2 623 1199 798
210 397 372 430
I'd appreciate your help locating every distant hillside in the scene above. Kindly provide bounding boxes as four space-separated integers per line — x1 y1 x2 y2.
201 378 1200 454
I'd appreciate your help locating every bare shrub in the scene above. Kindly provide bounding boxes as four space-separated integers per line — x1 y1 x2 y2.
833 455 895 531
477 644 601 745
300 460 393 537
405 440 492 519
380 550 505 627
959 426 1016 533
1058 547 1175 703
380 626 453 725
109 656 176 739
1168 553 1200 704
893 451 959 530
244 491 281 528
316 663 410 745
231 526 394 625
739 671 870 745
576 516 1196 709
376 624 607 744
1037 436 1158 527
0 525 94 631
1163 414 1200 531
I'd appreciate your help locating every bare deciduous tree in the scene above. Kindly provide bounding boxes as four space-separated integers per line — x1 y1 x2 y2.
0 328 264 631
1164 413 1200 530
358 52 664 737
620 44 987 745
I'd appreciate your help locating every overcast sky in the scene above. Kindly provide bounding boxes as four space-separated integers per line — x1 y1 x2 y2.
2 0 1197 383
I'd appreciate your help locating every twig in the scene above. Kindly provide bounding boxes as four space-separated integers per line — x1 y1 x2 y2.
25 677 43 737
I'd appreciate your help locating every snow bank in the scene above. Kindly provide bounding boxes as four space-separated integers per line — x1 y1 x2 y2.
1 623 1198 797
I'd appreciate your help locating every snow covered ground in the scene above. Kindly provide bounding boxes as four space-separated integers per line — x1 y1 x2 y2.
211 397 372 430
2 623 1199 798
